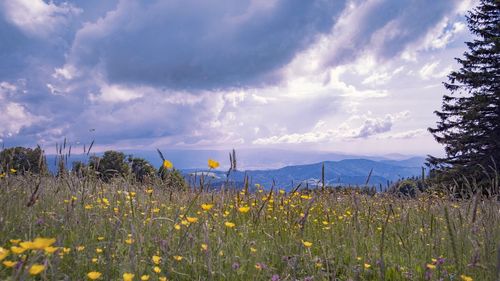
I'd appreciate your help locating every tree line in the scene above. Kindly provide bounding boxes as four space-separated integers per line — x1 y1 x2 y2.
0 147 186 188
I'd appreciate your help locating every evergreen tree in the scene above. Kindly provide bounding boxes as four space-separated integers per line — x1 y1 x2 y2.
428 0 500 191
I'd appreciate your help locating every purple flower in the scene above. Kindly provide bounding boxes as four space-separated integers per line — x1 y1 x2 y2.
232 262 240 270
271 274 280 281
304 277 314 281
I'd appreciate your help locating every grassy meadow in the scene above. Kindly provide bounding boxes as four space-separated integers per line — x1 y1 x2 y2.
0 172 499 281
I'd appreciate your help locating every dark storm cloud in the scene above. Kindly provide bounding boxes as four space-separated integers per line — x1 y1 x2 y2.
67 0 346 90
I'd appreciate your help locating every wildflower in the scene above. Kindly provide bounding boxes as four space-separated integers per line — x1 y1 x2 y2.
271 274 280 281
426 263 436 270
29 264 45 275
10 168 16 173
123 273 135 281
162 160 173 169
186 217 198 223
159 277 167 281
224 222 236 228
141 275 150 280
76 246 85 251
208 159 219 169
125 238 134 244
145 189 153 195
238 206 250 213
153 266 161 273
173 255 183 261
96 248 103 254
232 262 240 270
152 255 161 264
201 204 214 211
301 240 313 248
0 247 8 260
44 246 58 254
254 262 267 270
250 247 257 253
10 246 25 254
201 244 208 251
21 237 56 250
460 275 473 281
9 239 20 244
87 271 102 280
364 263 371 269
174 224 181 230
3 260 16 267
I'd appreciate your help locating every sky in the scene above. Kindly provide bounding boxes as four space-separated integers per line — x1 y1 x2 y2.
0 0 478 158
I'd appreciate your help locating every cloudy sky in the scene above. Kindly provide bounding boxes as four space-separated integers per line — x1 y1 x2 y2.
0 0 476 157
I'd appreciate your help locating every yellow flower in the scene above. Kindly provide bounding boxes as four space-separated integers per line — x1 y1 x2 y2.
201 244 208 251
208 159 219 169
173 255 183 261
10 168 17 173
21 237 56 250
10 246 25 254
96 248 103 254
152 255 161 265
301 240 313 248
29 264 45 275
174 224 181 230
3 260 16 268
140 275 150 280
159 277 168 281
186 217 198 223
460 275 473 281
44 246 58 254
254 263 263 270
145 189 153 194
125 238 134 244
224 222 235 228
426 263 436 270
153 266 161 273
0 247 9 260
238 206 250 213
9 239 20 244
76 246 85 251
364 263 371 269
87 271 102 280
162 160 173 169
123 273 135 281
201 204 214 211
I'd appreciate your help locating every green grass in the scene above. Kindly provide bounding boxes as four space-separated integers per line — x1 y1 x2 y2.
0 175 499 280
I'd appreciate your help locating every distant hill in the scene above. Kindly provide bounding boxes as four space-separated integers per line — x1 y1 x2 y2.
182 158 425 191
45 150 425 191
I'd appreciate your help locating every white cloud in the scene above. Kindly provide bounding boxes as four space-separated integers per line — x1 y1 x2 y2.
0 103 38 138
378 129 427 139
1 0 81 38
252 111 410 145
89 84 144 103
419 61 452 80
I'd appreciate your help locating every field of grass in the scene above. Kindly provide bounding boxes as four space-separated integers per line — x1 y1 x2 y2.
0 174 499 280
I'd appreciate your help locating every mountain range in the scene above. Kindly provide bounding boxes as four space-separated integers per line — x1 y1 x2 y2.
46 149 426 191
